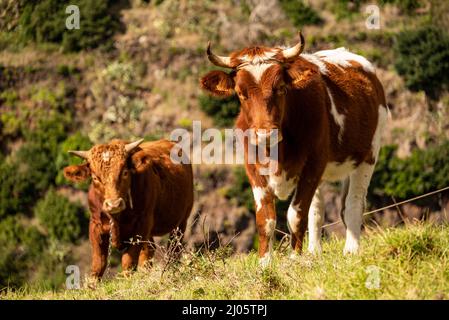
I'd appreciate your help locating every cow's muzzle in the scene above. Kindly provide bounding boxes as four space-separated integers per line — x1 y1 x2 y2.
250 128 283 145
103 198 126 214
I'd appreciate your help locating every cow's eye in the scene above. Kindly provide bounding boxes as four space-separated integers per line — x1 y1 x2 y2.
122 169 129 177
237 90 247 101
92 175 100 183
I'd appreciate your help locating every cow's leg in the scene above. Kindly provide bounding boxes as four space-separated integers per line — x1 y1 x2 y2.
253 187 276 268
121 244 142 272
89 221 109 281
343 162 375 254
288 165 324 256
138 237 155 270
307 185 325 254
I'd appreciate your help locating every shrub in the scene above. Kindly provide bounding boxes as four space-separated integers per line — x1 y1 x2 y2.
34 189 87 243
18 0 123 52
198 94 240 127
225 167 254 213
380 0 424 14
17 110 71 195
0 160 35 218
394 26 449 104
279 0 323 26
370 141 449 200
0 216 46 288
330 0 366 21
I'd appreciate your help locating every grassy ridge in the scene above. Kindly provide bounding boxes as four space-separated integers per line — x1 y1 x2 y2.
3 223 449 300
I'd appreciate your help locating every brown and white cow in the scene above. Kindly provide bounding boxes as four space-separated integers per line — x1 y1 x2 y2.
200 32 387 266
63 139 194 280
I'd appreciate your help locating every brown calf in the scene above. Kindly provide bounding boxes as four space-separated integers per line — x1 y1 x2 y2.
200 32 387 266
64 139 194 280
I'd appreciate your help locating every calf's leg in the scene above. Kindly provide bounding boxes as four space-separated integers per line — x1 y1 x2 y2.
138 238 156 269
89 221 109 280
122 244 142 272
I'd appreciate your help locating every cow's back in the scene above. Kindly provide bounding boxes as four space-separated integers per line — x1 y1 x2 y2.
308 49 386 165
138 140 194 236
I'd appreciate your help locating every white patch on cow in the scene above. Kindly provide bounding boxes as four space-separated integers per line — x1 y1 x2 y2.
287 200 301 234
343 162 375 255
259 252 272 268
326 86 345 142
371 105 388 161
268 170 297 200
322 160 356 182
252 187 266 211
301 53 328 74
240 50 277 64
102 151 111 162
315 47 375 74
265 218 276 237
307 187 325 255
242 63 274 82
342 105 388 255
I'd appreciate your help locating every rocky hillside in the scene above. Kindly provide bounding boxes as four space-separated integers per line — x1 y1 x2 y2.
1 0 449 290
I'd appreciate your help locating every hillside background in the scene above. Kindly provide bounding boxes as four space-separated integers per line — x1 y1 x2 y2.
1 0 449 292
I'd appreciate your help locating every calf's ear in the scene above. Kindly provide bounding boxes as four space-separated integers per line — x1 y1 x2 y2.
200 70 235 97
286 64 319 90
63 163 90 182
131 151 152 174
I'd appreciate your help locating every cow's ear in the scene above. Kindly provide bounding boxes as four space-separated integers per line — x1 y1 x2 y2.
286 65 319 90
200 70 235 97
131 151 152 174
63 163 90 182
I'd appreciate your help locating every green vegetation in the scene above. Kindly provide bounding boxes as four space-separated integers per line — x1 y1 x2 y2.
279 0 323 27
370 141 449 200
18 0 123 52
0 216 46 288
330 0 366 21
198 94 240 127
225 167 254 213
394 25 449 105
380 0 424 14
34 189 87 243
3 224 449 299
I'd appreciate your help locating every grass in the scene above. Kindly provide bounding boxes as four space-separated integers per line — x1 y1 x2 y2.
2 223 449 300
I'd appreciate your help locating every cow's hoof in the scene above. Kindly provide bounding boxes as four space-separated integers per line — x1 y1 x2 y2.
118 270 133 278
259 254 272 269
84 276 100 289
289 252 300 261
343 239 360 255
307 245 322 255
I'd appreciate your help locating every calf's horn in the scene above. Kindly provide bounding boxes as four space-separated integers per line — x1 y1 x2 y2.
207 41 233 68
125 138 144 153
281 31 305 60
68 150 89 159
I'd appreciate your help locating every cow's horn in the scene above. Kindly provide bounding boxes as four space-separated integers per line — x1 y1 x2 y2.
125 138 144 153
68 150 89 159
207 41 233 68
281 31 305 60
